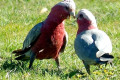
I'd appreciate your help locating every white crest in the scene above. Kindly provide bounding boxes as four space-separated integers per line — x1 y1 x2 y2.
76 9 97 28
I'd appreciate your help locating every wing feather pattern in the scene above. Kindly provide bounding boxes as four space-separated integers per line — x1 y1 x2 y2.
23 22 43 50
60 31 68 53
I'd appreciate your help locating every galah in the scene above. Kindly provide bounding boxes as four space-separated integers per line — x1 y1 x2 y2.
12 0 76 69
74 9 114 74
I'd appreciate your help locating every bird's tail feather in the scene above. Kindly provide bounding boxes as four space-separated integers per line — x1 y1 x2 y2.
12 49 28 61
12 49 23 53
15 54 29 61
97 53 114 64
13 49 33 61
12 49 26 56
100 53 114 62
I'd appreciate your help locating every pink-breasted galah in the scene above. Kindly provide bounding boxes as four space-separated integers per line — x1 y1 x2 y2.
74 9 114 74
12 0 76 69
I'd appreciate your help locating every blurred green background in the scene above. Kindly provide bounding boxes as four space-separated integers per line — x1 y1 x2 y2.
0 0 120 80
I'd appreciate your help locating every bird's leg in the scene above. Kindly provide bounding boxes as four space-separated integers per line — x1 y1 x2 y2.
29 52 36 69
105 61 113 67
110 62 113 67
108 61 114 68
105 62 108 67
82 60 90 75
11 53 12 64
55 57 60 70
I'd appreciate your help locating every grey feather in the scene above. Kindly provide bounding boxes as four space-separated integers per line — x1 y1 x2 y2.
23 22 43 50
83 60 90 74
60 31 68 53
74 29 112 65
29 52 36 69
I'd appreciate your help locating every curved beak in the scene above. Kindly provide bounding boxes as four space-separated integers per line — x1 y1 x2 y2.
70 10 75 18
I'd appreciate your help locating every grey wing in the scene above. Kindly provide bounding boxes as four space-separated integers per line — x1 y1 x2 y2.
75 30 112 59
22 22 43 50
94 30 112 57
74 33 97 61
74 30 112 64
60 31 68 53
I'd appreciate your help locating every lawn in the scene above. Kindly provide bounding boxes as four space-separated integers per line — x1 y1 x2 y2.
0 0 120 80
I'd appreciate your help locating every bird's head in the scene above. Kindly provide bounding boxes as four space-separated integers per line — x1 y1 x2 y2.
48 0 76 20
76 9 98 33
76 9 97 28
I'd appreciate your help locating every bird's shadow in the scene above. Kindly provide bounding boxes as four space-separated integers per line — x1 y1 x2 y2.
1 60 86 79
1 60 63 74
1 60 29 72
39 68 86 79
64 69 85 78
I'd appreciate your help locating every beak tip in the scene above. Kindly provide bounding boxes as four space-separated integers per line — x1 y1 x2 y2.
73 15 75 18
70 11 75 19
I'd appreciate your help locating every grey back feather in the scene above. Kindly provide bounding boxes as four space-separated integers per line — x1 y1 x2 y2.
23 22 43 50
74 29 112 65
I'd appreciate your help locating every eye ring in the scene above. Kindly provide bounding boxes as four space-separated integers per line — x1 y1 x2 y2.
65 6 69 10
79 14 83 18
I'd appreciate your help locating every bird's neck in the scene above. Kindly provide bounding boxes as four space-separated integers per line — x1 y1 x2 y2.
44 14 65 31
77 19 97 35
43 5 68 30
45 13 65 27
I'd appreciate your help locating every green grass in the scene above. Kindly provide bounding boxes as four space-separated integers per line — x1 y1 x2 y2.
0 0 120 79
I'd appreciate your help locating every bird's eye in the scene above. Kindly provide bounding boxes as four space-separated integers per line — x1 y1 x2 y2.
79 14 83 18
65 6 69 10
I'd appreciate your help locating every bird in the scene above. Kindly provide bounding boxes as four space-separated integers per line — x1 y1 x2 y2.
12 0 76 69
74 9 114 74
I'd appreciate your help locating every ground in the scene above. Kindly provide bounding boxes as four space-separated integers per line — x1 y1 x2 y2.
0 0 120 80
